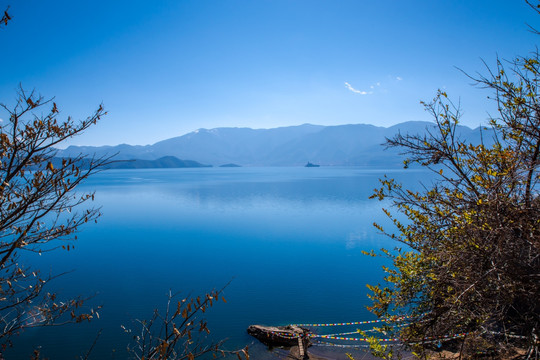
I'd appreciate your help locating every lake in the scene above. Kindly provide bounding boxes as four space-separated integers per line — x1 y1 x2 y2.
9 166 426 359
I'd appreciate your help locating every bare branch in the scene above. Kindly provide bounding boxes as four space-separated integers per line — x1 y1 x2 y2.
0 86 111 350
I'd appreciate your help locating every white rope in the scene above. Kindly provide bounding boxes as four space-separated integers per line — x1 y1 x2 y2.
487 331 528 339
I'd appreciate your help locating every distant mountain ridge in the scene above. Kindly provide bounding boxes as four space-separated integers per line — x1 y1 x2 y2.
57 122 485 167
51 156 211 170
103 156 211 169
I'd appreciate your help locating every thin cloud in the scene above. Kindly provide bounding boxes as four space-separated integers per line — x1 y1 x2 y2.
396 76 403 81
344 82 372 95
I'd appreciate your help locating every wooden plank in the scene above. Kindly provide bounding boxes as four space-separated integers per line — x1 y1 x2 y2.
297 336 305 358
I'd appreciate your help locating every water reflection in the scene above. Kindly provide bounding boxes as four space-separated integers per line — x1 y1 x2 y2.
10 167 429 359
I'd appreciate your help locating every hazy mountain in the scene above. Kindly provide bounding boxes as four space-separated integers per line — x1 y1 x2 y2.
103 156 211 169
57 122 486 167
51 156 210 170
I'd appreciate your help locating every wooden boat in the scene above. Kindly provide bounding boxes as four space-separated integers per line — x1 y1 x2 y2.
247 324 311 348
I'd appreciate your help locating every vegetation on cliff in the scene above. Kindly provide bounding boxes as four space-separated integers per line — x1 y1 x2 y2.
366 4 540 358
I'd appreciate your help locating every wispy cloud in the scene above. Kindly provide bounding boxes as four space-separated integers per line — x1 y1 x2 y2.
344 82 372 95
396 76 403 81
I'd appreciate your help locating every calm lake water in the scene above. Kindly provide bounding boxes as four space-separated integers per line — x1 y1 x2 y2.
10 167 427 359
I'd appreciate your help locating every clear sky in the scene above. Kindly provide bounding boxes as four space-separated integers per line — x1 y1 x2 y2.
0 0 538 146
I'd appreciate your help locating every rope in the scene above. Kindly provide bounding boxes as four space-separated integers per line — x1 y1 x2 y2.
487 331 528 340
406 333 467 345
314 322 413 339
265 314 472 347
267 331 304 339
313 340 370 349
266 328 469 346
313 335 400 342
314 330 378 338
311 332 468 345
292 316 409 327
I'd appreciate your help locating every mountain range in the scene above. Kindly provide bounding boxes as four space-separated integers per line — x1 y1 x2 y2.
57 121 485 167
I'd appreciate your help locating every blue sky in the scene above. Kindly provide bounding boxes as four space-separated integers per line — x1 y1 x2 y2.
0 0 538 146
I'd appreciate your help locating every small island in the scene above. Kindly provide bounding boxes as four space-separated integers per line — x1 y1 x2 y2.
219 163 242 167
305 162 320 167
